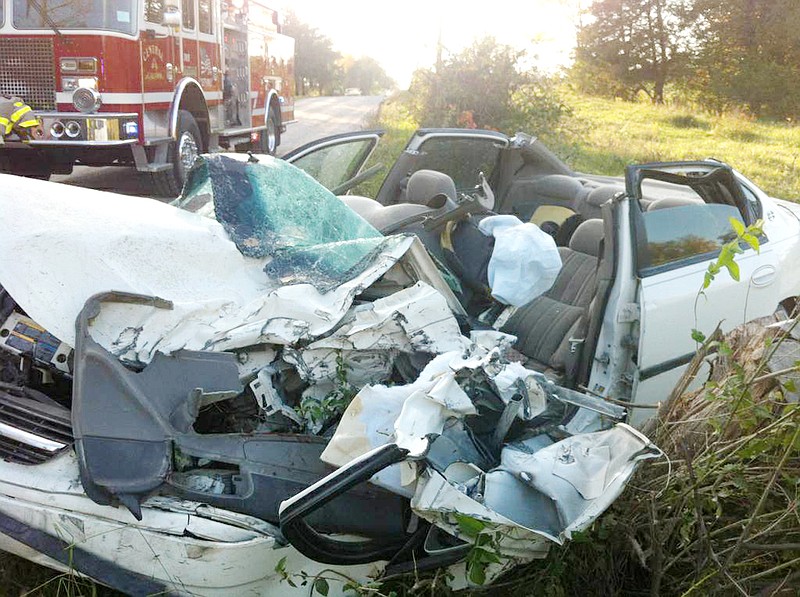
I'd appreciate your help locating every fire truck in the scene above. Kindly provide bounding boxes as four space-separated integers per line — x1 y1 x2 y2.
0 0 295 195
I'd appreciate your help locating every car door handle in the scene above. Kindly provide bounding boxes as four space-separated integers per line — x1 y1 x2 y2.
751 265 777 287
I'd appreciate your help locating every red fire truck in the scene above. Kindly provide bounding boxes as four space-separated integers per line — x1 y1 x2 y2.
0 0 295 195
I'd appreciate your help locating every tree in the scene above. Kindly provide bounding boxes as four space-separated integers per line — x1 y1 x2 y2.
573 0 691 103
408 37 569 134
688 0 800 118
344 57 394 95
283 11 341 95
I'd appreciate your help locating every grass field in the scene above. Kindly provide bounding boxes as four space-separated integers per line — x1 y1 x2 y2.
557 91 800 201
358 89 800 202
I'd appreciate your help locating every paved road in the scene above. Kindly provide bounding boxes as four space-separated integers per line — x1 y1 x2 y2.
278 95 383 155
51 95 384 198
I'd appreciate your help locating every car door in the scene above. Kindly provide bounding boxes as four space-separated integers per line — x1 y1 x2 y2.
283 130 384 195
374 129 510 207
626 161 778 425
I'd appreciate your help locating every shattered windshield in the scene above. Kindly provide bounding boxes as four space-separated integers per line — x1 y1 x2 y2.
13 0 137 35
182 154 401 292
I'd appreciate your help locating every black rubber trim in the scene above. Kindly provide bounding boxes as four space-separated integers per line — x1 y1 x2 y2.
639 351 696 381
279 442 410 565
0 510 166 595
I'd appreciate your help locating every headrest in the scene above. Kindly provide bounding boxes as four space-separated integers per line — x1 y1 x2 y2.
576 184 622 219
532 174 584 201
646 197 704 211
569 218 604 257
586 185 622 207
406 170 457 207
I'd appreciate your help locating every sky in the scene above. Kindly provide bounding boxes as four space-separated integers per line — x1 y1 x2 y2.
275 0 581 88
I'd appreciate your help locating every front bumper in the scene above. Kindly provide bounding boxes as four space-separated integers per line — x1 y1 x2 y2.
23 112 140 146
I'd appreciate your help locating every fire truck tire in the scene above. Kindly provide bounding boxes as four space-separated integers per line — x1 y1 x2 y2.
257 105 280 155
152 110 202 197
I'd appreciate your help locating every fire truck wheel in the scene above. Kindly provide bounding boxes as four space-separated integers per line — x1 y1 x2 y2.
152 110 202 197
258 105 280 155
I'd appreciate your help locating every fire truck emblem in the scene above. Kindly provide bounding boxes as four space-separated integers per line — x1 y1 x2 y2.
143 44 166 81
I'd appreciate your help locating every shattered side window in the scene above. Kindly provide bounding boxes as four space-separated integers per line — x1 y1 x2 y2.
182 155 390 291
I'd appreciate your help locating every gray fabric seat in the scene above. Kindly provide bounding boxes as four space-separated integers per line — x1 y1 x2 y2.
341 196 432 232
501 219 604 382
341 170 458 233
405 169 458 207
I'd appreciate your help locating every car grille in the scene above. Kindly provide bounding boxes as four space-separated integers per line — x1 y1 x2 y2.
0 387 72 465
0 38 56 111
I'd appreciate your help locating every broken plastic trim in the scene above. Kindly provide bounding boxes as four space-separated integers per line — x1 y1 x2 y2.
72 291 410 540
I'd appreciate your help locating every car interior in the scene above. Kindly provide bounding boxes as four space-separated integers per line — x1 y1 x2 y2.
343 168 620 391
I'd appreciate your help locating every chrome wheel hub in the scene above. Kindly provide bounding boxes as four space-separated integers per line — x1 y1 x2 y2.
178 131 199 173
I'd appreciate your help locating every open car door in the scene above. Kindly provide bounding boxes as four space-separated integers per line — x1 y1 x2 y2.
283 130 384 195
626 161 778 425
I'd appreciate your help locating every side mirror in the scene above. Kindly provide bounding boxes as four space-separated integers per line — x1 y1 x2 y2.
162 6 181 27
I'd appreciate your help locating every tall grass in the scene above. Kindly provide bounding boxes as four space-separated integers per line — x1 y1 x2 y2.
547 91 800 201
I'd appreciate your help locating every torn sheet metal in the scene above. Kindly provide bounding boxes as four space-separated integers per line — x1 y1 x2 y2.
283 281 468 385
73 293 409 534
321 344 549 496
0 175 461 364
412 424 657 559
320 337 659 562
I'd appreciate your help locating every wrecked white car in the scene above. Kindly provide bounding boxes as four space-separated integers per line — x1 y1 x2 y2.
0 154 660 595
285 129 800 425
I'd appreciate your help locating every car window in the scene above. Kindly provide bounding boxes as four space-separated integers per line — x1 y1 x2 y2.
291 138 377 192
633 168 751 275
641 203 742 268
413 136 503 194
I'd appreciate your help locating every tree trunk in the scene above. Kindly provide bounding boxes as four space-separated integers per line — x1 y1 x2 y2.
654 76 665 104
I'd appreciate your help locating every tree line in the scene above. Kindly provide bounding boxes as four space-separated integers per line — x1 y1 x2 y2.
575 0 800 119
283 10 393 96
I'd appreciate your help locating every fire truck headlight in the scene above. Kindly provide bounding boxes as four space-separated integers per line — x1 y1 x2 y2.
65 121 82 138
73 88 102 114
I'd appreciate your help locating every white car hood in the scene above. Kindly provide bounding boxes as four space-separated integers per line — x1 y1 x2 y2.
0 173 414 362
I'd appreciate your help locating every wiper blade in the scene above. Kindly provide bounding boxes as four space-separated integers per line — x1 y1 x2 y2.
27 0 63 37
